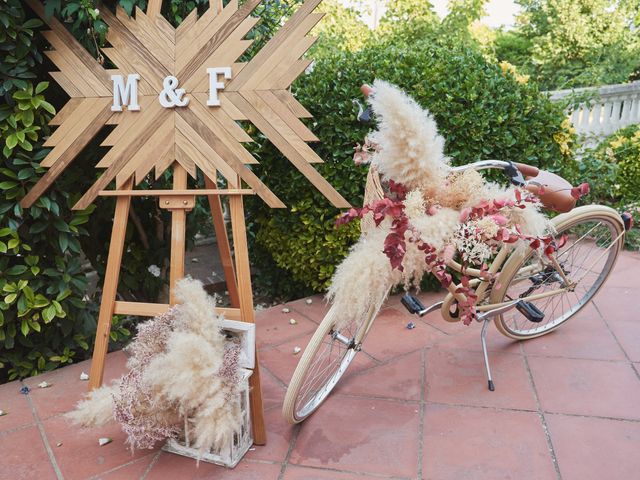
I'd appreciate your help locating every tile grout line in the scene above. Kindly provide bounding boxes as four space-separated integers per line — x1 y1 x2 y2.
417 347 427 480
592 300 640 382
277 423 301 480
22 380 65 480
283 462 411 479
139 450 162 480
85 452 156 480
521 344 563 480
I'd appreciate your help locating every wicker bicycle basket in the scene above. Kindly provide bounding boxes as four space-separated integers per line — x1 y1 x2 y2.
361 166 385 235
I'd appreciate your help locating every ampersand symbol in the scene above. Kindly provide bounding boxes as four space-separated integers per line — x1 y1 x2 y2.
159 76 189 108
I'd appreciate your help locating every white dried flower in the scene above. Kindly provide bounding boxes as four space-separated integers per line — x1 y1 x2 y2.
403 189 426 220
147 265 161 277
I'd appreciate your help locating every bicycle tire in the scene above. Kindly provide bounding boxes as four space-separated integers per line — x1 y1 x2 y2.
491 205 624 340
282 293 386 424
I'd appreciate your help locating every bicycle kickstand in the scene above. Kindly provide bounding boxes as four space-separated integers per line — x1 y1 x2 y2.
480 317 495 391
476 300 520 392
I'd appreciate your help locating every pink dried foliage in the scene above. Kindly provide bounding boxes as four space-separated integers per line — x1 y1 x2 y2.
114 308 181 450
338 177 567 325
110 300 243 451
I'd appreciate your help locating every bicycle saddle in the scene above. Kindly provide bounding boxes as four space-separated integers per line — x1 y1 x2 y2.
515 163 576 213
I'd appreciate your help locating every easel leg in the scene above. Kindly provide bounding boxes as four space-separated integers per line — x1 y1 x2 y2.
169 164 188 304
204 174 240 308
88 177 133 390
229 194 267 445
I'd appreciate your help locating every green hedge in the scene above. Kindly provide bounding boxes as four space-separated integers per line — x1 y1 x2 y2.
247 35 576 298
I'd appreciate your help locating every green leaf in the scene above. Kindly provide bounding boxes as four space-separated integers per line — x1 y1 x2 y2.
12 90 32 100
42 304 56 323
20 319 29 337
35 81 48 94
6 265 27 275
22 19 43 29
58 233 68 253
39 101 56 115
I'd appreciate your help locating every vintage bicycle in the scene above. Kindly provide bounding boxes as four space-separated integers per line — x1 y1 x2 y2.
282 85 632 425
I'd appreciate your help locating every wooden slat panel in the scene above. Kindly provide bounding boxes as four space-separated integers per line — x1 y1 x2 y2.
155 144 175 180
21 99 114 209
189 96 258 164
272 89 313 118
273 59 314 90
73 101 170 210
177 107 285 208
241 24 320 91
191 93 253 143
111 115 173 186
48 71 83 98
44 48 96 97
185 15 257 91
26 0 112 91
99 96 155 150
174 142 198 179
146 0 162 17
100 47 157 95
227 0 321 91
177 0 260 81
41 32 111 96
115 6 174 72
228 91 351 208
238 91 322 163
175 8 198 36
49 98 83 126
176 0 237 71
102 7 170 91
258 90 318 142
42 98 108 161
175 117 240 187
43 98 96 149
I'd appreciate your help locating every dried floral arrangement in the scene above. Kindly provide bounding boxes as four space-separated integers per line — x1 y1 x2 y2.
329 80 587 326
67 278 243 453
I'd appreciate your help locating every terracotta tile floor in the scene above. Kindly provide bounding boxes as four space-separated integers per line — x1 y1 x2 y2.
1 251 640 479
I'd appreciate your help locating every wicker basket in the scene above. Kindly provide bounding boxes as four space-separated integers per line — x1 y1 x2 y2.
361 166 385 235
162 368 253 468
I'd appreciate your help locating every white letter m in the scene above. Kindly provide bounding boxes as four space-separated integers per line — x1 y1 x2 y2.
111 74 140 112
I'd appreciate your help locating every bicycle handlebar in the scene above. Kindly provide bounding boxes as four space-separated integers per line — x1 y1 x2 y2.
450 160 527 187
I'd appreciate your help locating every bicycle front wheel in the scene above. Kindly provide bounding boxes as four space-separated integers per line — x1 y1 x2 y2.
282 294 386 424
492 205 624 340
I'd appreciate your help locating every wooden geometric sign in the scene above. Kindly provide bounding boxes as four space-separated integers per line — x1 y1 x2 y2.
20 0 350 210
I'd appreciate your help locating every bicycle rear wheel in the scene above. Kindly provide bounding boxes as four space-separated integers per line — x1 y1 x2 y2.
492 205 624 340
282 294 386 424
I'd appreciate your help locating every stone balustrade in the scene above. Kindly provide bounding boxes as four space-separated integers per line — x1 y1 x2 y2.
548 81 640 140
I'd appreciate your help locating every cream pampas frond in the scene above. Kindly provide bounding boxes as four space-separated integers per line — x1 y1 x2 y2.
327 79 554 326
367 80 450 193
65 383 118 427
67 278 243 454
327 227 398 331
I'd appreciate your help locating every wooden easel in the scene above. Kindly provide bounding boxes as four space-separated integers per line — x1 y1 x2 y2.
87 163 266 444
21 0 352 448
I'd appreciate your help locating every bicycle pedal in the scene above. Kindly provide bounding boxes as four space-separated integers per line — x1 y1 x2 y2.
516 300 544 323
401 293 426 315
